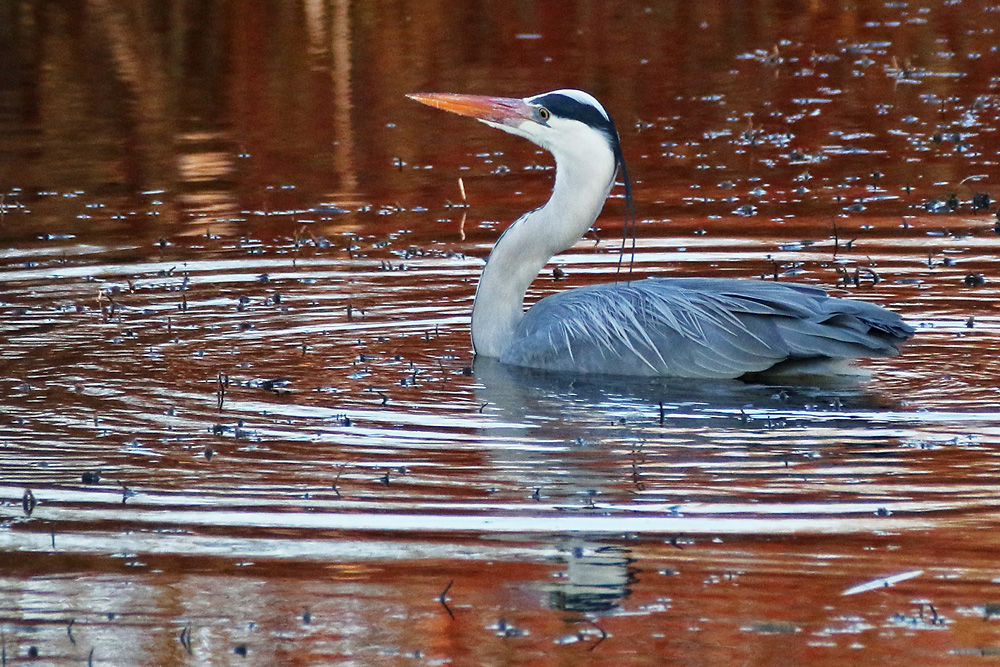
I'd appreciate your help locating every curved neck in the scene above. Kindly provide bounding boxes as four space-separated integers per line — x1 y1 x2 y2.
471 150 616 357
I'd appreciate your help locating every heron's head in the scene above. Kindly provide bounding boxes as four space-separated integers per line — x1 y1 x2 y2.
407 89 624 178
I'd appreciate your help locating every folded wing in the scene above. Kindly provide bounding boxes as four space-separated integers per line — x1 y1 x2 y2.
502 277 914 378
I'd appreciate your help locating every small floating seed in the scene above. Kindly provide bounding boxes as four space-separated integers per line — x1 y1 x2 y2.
22 489 35 515
964 273 985 286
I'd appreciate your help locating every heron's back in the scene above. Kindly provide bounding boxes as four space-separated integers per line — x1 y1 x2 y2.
502 277 914 378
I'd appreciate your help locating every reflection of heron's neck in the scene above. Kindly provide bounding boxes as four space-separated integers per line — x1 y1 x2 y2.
471 149 615 357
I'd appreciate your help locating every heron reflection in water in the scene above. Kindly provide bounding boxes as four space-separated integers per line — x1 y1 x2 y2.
408 90 913 379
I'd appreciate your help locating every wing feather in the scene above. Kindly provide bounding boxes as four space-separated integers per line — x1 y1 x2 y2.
500 277 914 378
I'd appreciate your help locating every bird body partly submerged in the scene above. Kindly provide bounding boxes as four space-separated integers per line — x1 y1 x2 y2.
408 89 914 379
504 277 912 378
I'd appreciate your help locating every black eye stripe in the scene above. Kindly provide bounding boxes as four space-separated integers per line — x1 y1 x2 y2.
529 93 613 134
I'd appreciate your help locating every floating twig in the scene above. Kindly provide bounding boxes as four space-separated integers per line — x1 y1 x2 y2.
439 581 455 619
216 373 228 412
842 569 923 596
589 622 608 651
179 625 193 655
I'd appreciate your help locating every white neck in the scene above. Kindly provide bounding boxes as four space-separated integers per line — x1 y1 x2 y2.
471 139 616 357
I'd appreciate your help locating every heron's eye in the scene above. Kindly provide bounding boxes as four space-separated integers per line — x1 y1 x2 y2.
537 107 551 122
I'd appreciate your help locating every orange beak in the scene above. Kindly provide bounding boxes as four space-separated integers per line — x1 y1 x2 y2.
407 93 534 127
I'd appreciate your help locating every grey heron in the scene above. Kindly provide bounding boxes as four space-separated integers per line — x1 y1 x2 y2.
408 89 914 378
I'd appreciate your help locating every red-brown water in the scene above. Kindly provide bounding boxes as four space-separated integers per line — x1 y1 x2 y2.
2 1 1000 664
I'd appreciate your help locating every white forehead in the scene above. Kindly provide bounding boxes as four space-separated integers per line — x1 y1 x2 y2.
525 89 610 122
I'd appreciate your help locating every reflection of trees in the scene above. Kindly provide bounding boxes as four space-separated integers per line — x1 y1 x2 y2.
0 1 362 231
0 1 994 231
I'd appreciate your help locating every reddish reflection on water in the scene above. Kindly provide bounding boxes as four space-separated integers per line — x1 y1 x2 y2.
3 1 1000 664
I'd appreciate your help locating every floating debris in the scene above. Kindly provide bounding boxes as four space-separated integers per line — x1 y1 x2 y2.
179 626 193 655
842 569 924 596
488 619 529 638
22 489 35 515
439 581 455 619
972 192 991 210
256 378 293 394
963 273 985 286
922 195 959 213
742 621 801 634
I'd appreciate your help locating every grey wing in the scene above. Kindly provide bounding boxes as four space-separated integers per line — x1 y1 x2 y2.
501 277 914 378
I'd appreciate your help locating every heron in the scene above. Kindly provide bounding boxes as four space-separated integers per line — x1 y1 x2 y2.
407 89 914 379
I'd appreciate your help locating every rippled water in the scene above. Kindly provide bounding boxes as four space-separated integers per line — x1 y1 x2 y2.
3 1 1000 664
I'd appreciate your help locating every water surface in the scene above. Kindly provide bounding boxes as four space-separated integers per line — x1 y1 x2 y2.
3 1 1000 664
